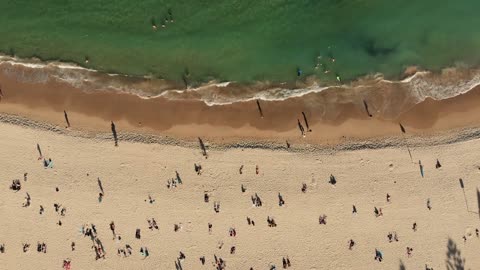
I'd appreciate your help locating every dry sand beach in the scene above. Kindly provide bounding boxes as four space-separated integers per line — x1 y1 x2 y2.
1 112 480 269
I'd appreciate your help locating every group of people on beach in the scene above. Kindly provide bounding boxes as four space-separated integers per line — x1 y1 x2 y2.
167 171 183 189
3 119 478 270
36 242 47 253
81 223 106 260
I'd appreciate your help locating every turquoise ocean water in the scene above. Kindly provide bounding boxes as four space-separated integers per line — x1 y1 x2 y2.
0 1 479 85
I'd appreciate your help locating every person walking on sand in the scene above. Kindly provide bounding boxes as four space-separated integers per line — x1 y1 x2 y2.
406 247 413 257
374 249 383 262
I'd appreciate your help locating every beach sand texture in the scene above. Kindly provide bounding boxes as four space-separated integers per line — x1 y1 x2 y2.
0 121 479 269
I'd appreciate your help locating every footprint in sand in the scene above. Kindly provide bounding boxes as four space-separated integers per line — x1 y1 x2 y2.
465 227 474 239
359 158 371 166
178 222 193 232
388 162 395 171
310 174 318 189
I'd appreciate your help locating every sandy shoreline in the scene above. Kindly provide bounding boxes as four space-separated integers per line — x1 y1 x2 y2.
2 63 480 147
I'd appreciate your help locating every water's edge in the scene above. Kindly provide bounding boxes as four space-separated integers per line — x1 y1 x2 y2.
2 55 480 115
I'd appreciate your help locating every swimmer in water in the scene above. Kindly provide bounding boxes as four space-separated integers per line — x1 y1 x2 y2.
151 18 157 30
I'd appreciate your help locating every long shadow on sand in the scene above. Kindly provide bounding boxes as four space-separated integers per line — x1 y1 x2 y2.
446 238 466 270
477 188 480 220
400 239 467 270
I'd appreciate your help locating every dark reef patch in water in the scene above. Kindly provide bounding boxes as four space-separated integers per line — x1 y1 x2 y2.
360 37 398 58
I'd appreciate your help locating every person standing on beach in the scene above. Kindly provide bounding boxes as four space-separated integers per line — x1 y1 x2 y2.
302 112 312 132
297 119 305 137
64 110 71 128
37 143 43 160
110 221 116 239
348 239 355 250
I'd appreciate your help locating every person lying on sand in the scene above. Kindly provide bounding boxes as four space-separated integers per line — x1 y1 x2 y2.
318 215 327 225
63 259 71 270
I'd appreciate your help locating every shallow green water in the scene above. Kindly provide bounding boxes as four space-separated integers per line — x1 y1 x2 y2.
0 0 479 84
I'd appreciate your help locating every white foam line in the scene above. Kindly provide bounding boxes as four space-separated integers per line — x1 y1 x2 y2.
2 53 480 107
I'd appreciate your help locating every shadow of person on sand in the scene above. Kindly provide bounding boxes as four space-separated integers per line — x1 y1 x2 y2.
111 121 118 146
477 188 480 220
402 239 467 270
446 238 466 270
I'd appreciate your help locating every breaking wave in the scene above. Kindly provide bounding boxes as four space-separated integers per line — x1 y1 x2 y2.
1 55 480 108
